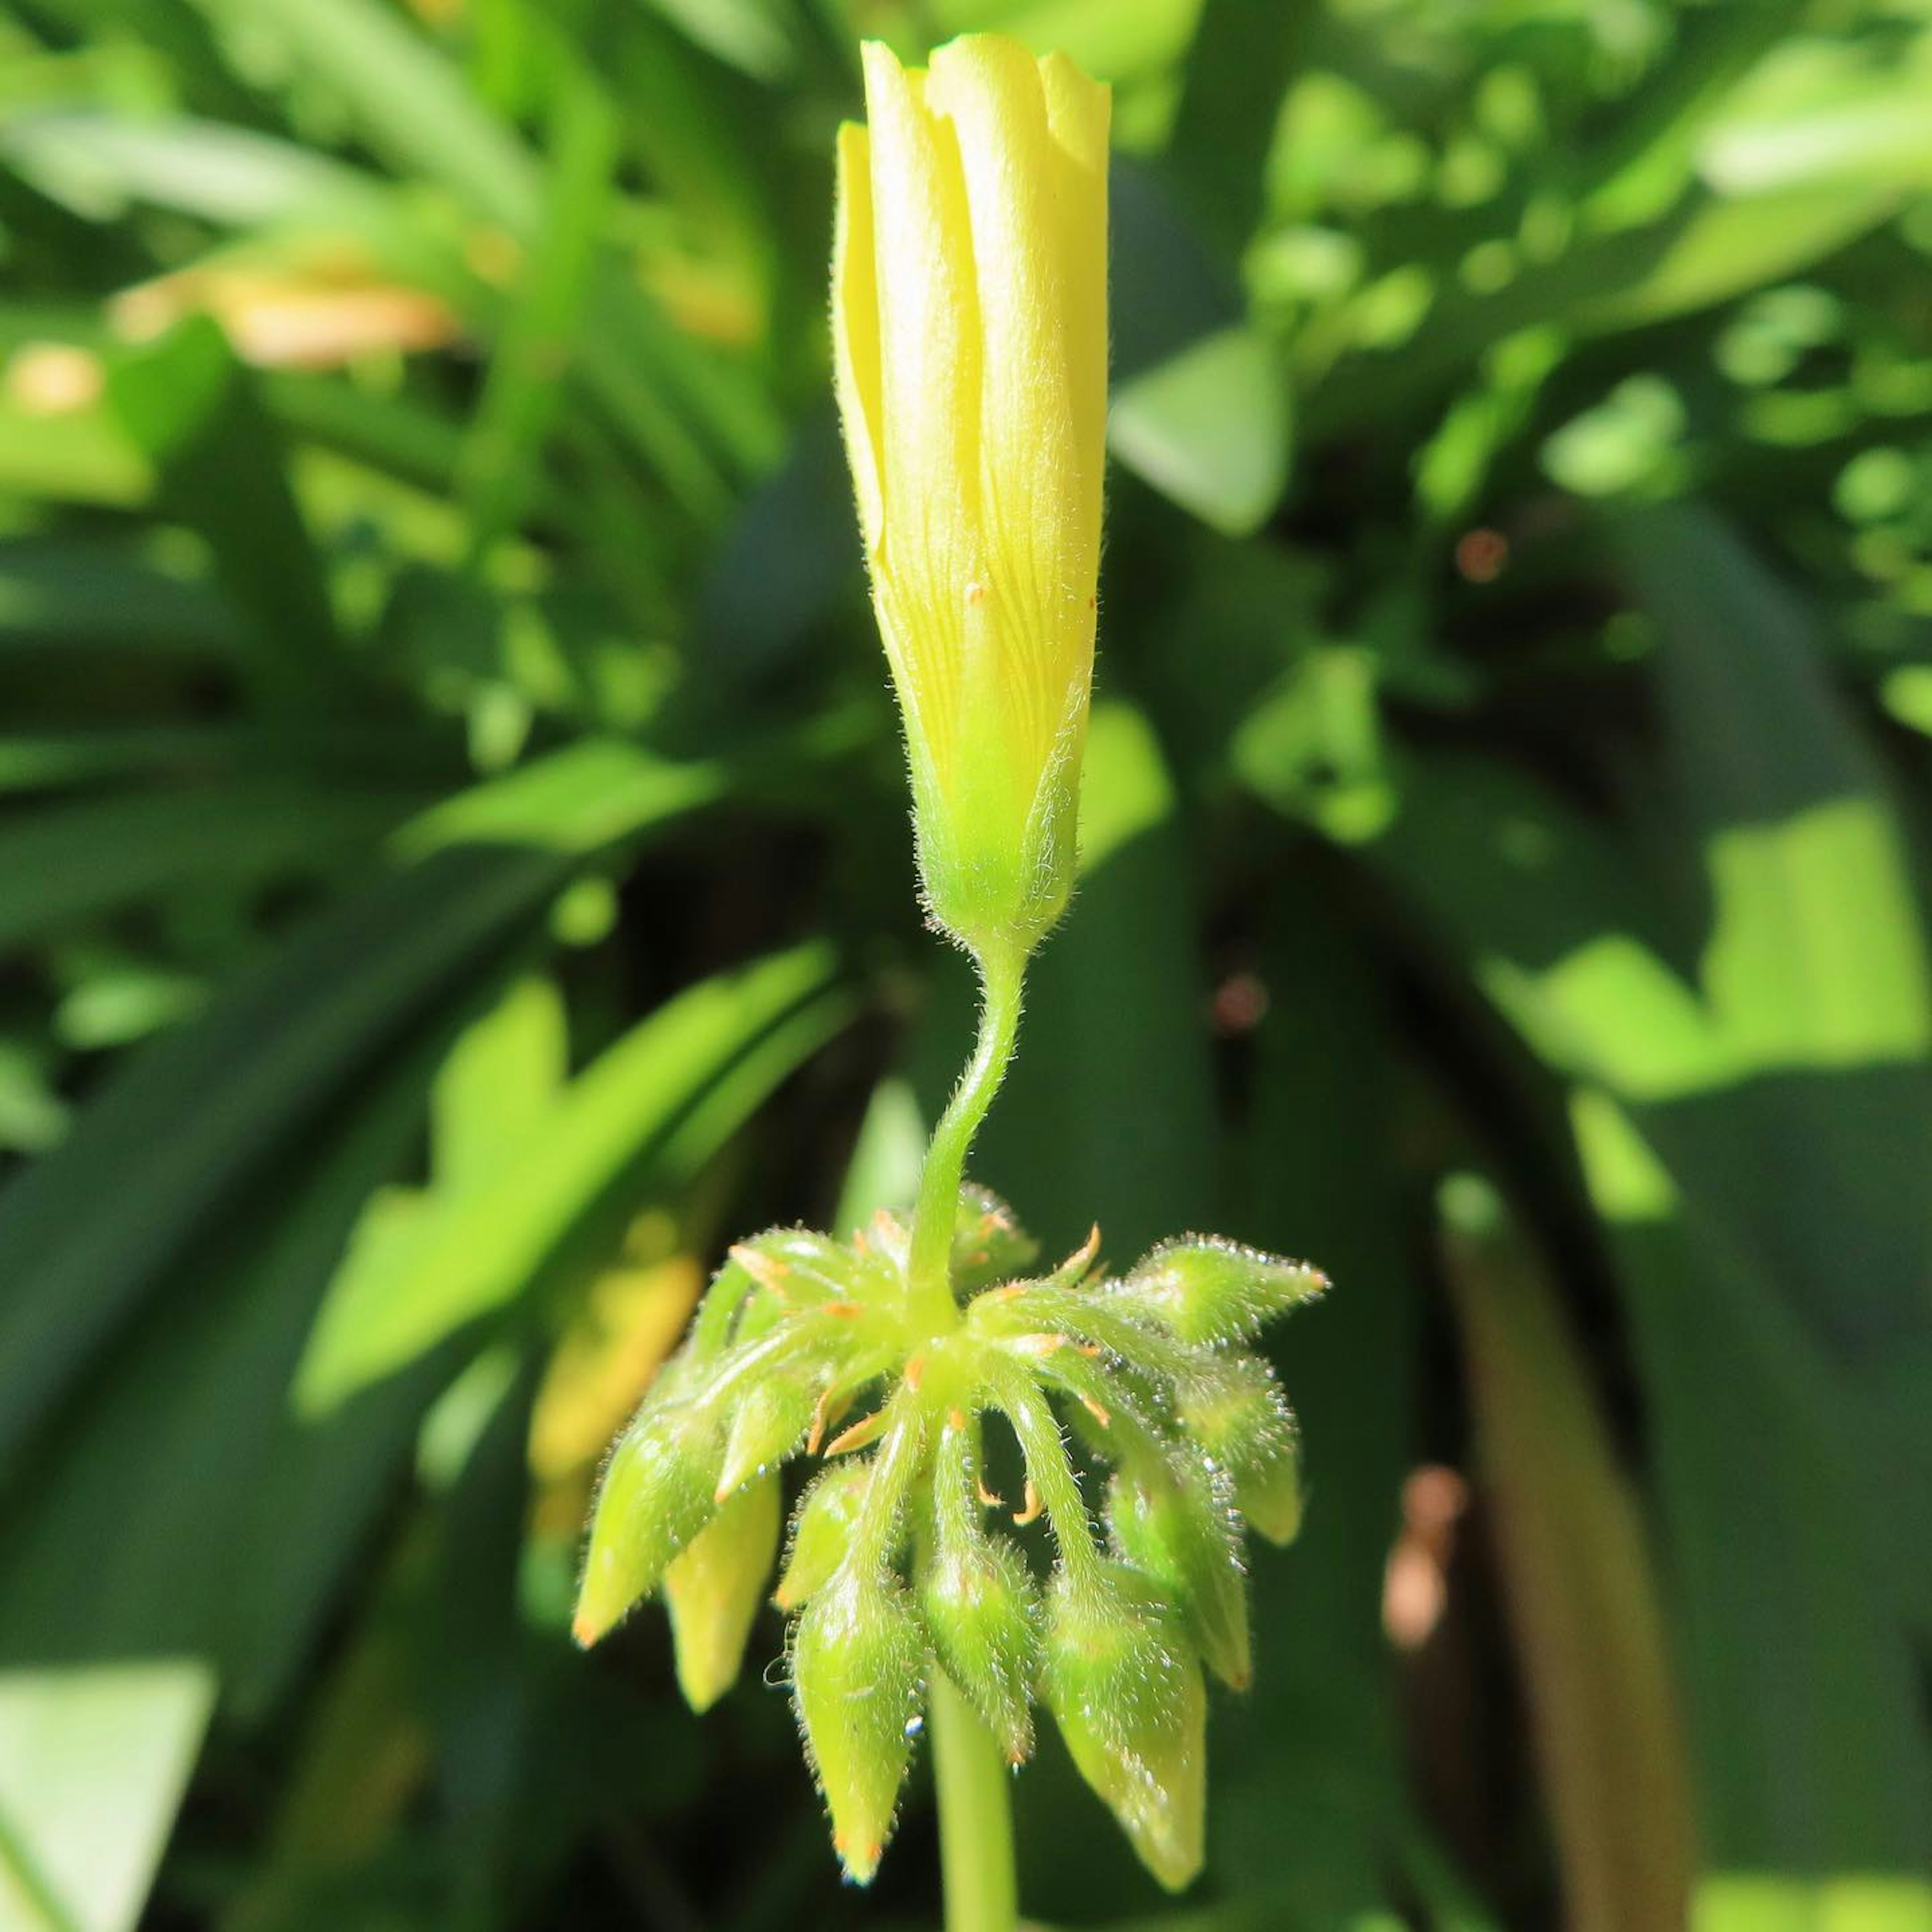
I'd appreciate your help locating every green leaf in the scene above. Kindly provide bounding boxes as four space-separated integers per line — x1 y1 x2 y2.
0 990 481 1733
0 1662 215 1932
1693 1874 1932 1932
294 940 850 1409
0 537 240 658
428 975 568 1191
0 739 720 1464
392 736 725 861
106 319 343 699
1439 1175 1694 1932
0 849 560 1463
0 785 420 955
1577 187 1901 333
1342 507 1932 1883
1109 327 1291 538
1208 875 1439 1922
456 57 618 556
188 0 540 232
0 110 399 231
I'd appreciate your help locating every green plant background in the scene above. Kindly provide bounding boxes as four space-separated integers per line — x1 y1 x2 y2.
2 1 1929 1927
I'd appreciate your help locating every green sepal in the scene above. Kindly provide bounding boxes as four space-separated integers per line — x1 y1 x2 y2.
695 1227 888 1356
1108 1454 1250 1689
775 1461 872 1611
1041 1563 1206 1892
750 1226 894 1302
716 1369 821 1499
1235 1444 1303 1546
1119 1237 1325 1346
575 1404 723 1646
665 1475 781 1711
688 1254 760 1357
732 1286 788 1345
792 1564 927 1884
1175 1356 1304 1546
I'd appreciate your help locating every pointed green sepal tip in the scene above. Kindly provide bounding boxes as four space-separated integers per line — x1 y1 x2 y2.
716 1371 819 1501
763 1226 905 1315
751 1225 883 1293
1236 1448 1303 1546
1176 1357 1304 1547
775 1461 873 1611
1109 1459 1251 1690
922 1517 1041 1763
1122 1237 1326 1346
951 1183 1040 1294
1042 1564 1206 1892
574 1408 722 1647
665 1475 781 1712
792 1565 927 1884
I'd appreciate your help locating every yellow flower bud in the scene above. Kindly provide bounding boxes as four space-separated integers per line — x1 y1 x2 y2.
665 1475 781 1713
833 35 1110 955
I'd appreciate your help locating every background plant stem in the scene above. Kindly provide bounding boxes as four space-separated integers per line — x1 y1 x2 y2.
929 1665 1019 1932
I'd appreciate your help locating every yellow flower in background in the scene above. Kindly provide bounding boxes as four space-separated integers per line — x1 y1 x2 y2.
834 35 1109 959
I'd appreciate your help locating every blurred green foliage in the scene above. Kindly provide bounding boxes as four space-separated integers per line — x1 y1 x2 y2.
1 1 1929 1928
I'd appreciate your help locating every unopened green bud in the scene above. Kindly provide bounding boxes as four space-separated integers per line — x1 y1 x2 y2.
1176 1357 1304 1546
922 1514 1041 1763
792 1565 927 1884
952 1184 1040 1294
1109 1456 1250 1690
775 1461 872 1611
1120 1238 1325 1346
716 1370 820 1500
1042 1564 1206 1892
750 1227 891 1300
575 1407 723 1646
697 1228 887 1354
665 1475 781 1712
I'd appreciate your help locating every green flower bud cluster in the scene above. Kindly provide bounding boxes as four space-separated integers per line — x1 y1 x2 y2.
576 1193 1324 1892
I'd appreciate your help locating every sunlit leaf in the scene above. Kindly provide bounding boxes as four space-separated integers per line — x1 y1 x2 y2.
295 942 850 1409
0 1663 215 1932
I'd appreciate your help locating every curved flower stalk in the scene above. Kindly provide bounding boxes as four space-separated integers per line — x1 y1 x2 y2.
577 28 1332 1928
576 1197 1325 1888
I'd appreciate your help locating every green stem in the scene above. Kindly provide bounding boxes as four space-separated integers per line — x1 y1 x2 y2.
929 1664 1019 1932
998 1379 1104 1587
906 942 1027 1334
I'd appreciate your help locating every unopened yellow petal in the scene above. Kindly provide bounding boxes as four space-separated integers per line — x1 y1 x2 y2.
1039 51 1110 532
1038 50 1110 178
927 36 1083 783
832 33 1111 956
831 123 884 558
861 40 980 778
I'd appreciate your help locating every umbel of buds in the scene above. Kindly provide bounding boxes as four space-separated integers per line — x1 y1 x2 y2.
576 1197 1324 1889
